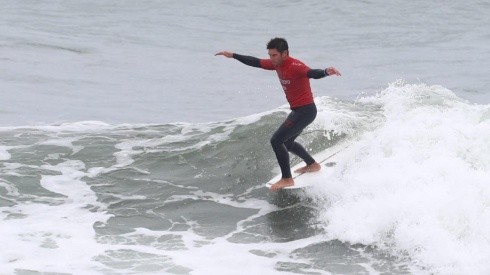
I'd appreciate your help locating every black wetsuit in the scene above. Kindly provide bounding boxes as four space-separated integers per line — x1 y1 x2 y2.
270 103 317 178
233 53 328 179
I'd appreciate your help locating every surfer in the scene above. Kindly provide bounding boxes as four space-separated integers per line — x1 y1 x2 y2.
215 37 341 191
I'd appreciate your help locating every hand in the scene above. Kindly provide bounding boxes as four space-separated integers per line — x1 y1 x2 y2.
215 51 234 58
326 67 341 76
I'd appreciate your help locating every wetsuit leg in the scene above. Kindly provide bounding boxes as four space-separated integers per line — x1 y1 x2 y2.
270 104 317 179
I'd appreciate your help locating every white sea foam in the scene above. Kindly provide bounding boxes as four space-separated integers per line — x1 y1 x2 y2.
1 160 112 274
311 83 490 274
0 146 12 160
0 121 114 132
40 137 84 155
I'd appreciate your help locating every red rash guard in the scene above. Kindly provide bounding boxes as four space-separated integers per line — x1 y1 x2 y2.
260 57 313 109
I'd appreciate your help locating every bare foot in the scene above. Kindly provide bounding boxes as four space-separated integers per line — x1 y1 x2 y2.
294 162 321 174
269 178 294 192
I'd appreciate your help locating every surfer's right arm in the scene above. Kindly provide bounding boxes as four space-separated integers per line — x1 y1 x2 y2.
215 51 261 68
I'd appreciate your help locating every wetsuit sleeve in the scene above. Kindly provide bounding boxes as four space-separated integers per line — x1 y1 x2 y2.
232 53 261 68
307 69 329 79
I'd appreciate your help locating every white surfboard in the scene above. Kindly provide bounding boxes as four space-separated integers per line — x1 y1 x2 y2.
265 141 352 190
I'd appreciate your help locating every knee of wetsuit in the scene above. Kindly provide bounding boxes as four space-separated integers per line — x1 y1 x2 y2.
270 136 280 148
283 139 295 149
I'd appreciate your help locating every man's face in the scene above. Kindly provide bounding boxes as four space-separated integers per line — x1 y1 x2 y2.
268 48 288 66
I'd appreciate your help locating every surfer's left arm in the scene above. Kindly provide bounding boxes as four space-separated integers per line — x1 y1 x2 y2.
307 67 342 79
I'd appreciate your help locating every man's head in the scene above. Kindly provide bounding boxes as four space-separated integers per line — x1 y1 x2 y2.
267 37 289 66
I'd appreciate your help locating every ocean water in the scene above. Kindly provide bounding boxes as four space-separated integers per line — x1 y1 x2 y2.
1 0 490 274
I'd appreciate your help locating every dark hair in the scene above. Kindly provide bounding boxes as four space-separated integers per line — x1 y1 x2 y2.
266 37 288 53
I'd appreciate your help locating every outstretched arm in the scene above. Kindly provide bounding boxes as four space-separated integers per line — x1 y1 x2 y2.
307 67 342 79
215 51 261 68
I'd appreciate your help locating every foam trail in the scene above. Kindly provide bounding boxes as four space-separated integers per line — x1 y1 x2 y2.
0 146 11 160
1 160 111 273
311 82 490 274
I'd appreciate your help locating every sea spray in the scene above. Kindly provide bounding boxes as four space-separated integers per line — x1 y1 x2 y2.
312 82 490 274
